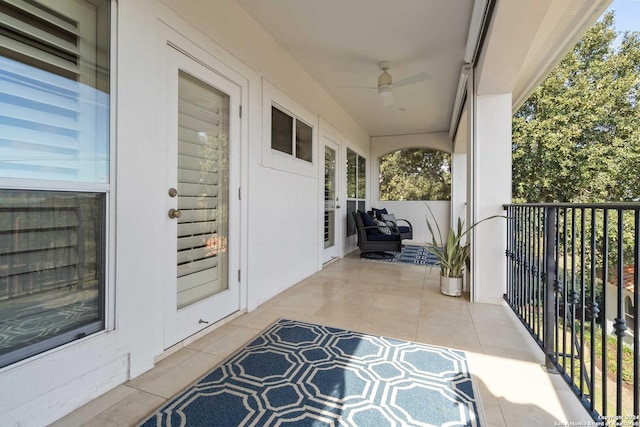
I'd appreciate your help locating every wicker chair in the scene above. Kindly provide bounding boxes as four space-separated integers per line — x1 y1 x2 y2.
369 208 413 240
352 210 402 255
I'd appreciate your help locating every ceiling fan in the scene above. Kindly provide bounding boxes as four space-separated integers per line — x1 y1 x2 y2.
342 61 431 106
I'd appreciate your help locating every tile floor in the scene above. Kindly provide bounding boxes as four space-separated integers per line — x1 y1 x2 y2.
53 253 594 426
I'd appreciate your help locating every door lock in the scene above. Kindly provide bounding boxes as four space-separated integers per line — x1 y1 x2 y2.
168 188 178 197
168 208 182 219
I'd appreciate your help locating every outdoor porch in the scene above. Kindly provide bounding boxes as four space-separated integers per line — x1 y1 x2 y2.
53 253 591 427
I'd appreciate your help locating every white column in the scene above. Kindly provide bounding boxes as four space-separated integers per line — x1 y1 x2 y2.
451 153 468 291
471 93 511 304
451 153 467 232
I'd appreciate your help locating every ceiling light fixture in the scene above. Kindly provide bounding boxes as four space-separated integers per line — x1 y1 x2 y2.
378 86 392 97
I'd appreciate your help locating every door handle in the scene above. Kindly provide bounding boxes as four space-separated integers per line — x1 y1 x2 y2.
168 208 182 219
336 205 341 209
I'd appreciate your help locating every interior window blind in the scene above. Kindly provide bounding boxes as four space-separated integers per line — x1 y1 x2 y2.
0 0 108 183
176 71 230 308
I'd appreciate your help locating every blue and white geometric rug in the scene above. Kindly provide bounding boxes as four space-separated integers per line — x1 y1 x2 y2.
363 245 439 266
139 319 481 426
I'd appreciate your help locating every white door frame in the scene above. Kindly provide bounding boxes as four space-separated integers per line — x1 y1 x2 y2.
161 43 244 349
319 120 343 265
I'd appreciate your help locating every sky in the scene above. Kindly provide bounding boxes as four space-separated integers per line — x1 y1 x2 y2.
606 0 640 35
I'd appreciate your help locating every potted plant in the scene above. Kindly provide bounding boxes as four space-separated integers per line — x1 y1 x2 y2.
425 205 505 296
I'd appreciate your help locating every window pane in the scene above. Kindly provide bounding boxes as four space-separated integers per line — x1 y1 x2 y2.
346 200 356 237
295 119 312 162
0 0 111 183
0 190 105 368
357 154 366 199
346 149 357 198
271 106 293 155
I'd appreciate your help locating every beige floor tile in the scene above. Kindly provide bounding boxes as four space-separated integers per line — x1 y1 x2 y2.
135 351 223 399
328 288 378 306
416 334 483 354
417 312 477 340
52 254 596 427
479 344 544 365
420 299 472 320
469 302 514 322
200 325 263 357
286 281 346 300
474 321 539 351
344 280 388 294
232 307 316 331
373 290 422 314
186 322 238 352
270 293 327 313
311 301 374 331
474 380 506 427
380 284 424 299
126 348 200 389
229 306 268 325
50 385 137 427
82 390 165 427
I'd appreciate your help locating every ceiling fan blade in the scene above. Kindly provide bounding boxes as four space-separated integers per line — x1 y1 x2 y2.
338 85 378 90
393 71 431 88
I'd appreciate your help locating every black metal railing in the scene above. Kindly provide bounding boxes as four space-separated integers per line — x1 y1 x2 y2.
504 203 640 423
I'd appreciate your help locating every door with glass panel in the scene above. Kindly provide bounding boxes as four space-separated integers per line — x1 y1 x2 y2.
323 138 340 263
164 48 240 348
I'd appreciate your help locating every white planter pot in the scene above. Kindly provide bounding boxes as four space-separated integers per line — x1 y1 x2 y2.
440 275 463 297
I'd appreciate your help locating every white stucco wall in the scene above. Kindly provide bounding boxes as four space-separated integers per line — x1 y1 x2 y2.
1 0 371 424
375 200 450 246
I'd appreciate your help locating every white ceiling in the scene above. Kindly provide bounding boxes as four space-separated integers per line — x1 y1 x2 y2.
237 0 474 137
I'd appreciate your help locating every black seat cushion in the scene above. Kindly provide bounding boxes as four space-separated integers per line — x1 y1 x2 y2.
367 232 401 242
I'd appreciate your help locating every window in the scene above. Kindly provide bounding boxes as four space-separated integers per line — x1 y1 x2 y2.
271 105 312 162
379 148 451 201
346 149 366 237
0 0 111 368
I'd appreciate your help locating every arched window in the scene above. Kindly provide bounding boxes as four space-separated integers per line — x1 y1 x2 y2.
379 148 451 201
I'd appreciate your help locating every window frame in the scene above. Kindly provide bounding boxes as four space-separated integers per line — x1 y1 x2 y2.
0 0 116 368
345 147 366 237
262 80 317 177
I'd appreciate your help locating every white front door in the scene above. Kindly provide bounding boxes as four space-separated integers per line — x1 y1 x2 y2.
163 47 241 348
323 138 340 263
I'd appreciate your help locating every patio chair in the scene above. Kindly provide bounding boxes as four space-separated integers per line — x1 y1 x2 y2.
369 208 413 241
352 210 402 256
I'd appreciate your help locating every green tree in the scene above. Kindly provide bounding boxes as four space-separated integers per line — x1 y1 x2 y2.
379 148 451 201
512 12 640 203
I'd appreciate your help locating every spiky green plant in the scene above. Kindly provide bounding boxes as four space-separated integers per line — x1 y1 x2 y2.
425 204 506 278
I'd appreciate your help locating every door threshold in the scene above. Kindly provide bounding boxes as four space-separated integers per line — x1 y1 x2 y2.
323 256 340 266
156 309 246 363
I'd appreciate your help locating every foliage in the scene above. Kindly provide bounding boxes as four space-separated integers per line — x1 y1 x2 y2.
512 12 640 204
379 148 451 201
425 204 505 278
